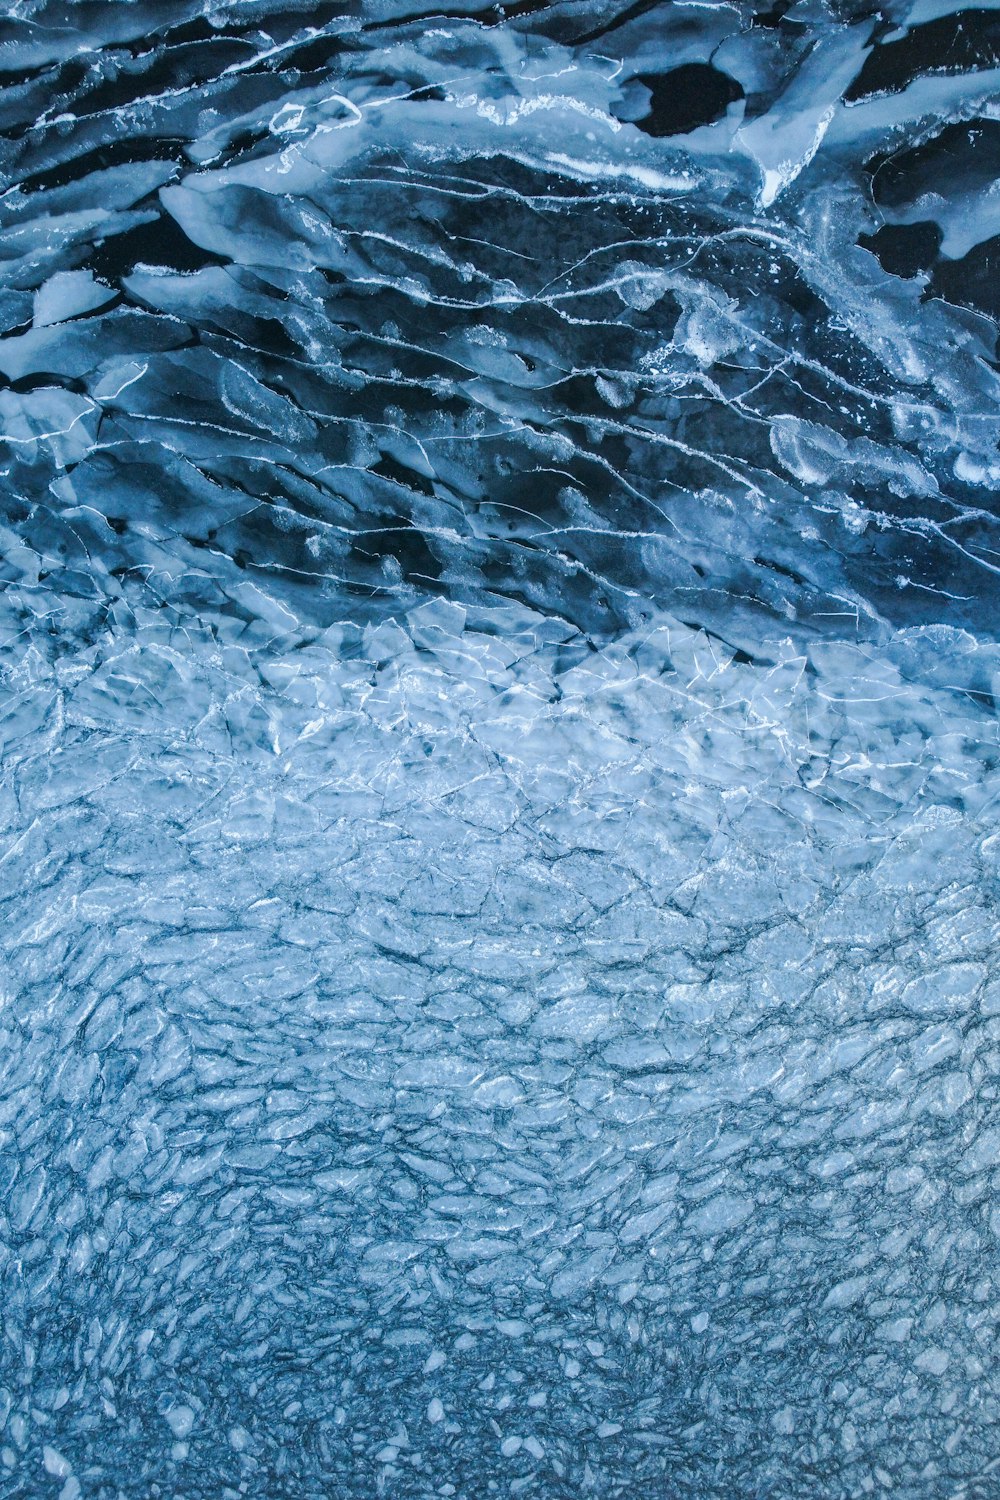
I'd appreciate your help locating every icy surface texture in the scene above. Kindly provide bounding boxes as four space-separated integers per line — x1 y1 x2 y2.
1 1 1000 1497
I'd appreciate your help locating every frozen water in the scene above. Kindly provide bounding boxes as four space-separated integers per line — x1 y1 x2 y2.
0 1 999 1497
0 600 998 1497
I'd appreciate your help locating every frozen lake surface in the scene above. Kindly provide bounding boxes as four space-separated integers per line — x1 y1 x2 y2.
1 1 999 1496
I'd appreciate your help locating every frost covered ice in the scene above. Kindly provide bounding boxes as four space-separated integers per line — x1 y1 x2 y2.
1 0 1000 1497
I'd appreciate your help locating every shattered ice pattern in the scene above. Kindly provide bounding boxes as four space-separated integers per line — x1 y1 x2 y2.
0 1 999 1497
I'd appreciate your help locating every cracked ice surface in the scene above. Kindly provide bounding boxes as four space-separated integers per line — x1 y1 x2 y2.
5 607 1000 1498
1 1 1000 1497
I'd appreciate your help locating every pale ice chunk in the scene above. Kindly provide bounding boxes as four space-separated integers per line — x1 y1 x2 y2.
734 27 868 205
42 1447 71 1477
33 271 115 328
164 1405 195 1440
